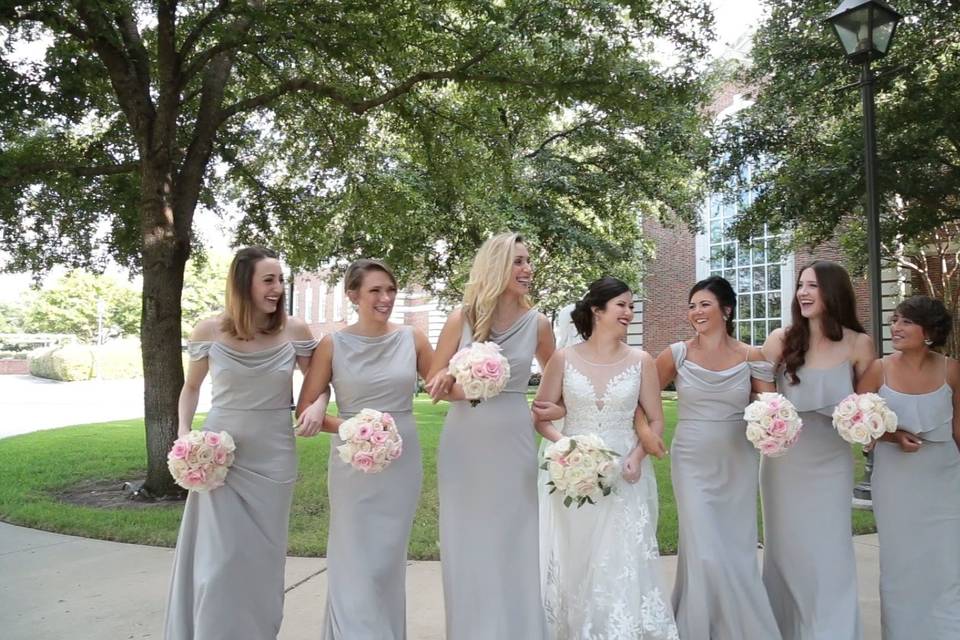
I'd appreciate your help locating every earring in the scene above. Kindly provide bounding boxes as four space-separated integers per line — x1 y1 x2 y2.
924 338 933 346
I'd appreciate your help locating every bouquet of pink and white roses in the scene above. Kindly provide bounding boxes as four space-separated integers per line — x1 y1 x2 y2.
167 430 236 492
744 393 803 457
337 408 403 473
832 393 898 445
448 341 510 407
542 434 620 508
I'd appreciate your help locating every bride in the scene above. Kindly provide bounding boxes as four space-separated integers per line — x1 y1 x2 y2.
533 276 678 640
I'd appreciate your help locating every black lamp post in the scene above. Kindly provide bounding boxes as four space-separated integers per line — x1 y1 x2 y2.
825 0 902 502
825 0 902 358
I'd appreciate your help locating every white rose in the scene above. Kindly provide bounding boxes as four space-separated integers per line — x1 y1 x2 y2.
744 403 765 423
168 459 189 477
337 443 354 464
834 397 859 420
746 423 765 443
339 418 359 441
462 379 485 400
849 424 871 445
548 461 565 480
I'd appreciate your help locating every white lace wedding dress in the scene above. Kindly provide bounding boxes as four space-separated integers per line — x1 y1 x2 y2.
539 346 678 640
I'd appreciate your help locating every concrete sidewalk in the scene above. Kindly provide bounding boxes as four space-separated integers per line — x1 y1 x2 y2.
0 522 881 639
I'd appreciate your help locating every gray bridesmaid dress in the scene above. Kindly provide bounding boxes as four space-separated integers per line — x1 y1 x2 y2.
323 327 423 640
164 339 318 640
761 361 862 640
669 342 781 639
874 359 960 640
438 308 547 640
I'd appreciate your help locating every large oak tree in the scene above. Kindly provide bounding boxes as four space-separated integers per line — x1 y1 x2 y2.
1 0 713 496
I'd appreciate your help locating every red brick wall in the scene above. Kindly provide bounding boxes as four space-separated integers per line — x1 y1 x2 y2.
641 217 697 357
0 359 29 375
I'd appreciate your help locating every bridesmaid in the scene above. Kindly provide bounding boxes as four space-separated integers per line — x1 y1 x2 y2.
296 259 433 640
655 275 780 639
164 247 318 640
760 260 874 640
426 232 554 640
856 296 960 639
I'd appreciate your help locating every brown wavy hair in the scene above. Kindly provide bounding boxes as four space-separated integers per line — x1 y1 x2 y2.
781 260 864 384
220 246 286 340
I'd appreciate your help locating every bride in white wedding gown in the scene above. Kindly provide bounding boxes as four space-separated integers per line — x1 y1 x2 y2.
533 277 678 640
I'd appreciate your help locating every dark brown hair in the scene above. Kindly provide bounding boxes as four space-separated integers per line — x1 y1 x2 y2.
570 276 632 341
220 246 286 339
689 275 736 336
896 295 952 349
782 260 864 384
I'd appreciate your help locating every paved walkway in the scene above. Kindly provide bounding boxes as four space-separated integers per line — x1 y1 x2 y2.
1 522 881 639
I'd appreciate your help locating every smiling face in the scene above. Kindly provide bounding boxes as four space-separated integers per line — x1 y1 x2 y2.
249 258 285 316
594 291 634 337
348 268 398 323
795 267 825 320
504 241 533 297
889 312 926 351
688 289 727 335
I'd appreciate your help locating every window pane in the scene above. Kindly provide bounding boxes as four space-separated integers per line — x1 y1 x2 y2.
738 268 751 294
767 240 782 263
769 265 781 290
737 245 751 267
710 219 722 243
752 242 766 264
753 266 766 292
753 293 766 318
738 294 750 319
753 320 767 344
768 292 782 319
710 245 723 270
723 244 736 269
740 322 753 344
769 319 782 332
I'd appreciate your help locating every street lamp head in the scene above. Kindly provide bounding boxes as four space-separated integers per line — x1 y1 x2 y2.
826 0 902 64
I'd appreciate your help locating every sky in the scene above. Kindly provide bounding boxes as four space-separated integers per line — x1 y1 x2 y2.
0 0 766 305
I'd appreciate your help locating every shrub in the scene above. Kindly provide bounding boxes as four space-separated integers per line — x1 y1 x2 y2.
95 340 143 380
29 344 96 381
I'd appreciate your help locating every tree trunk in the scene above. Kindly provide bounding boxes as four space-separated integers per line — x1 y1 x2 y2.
139 166 191 498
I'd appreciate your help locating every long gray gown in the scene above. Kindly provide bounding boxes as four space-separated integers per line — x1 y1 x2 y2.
322 327 423 640
438 308 548 640
164 339 318 640
669 342 781 639
874 359 960 640
761 361 862 640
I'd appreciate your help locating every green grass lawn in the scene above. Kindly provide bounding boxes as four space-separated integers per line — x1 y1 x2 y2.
0 398 875 558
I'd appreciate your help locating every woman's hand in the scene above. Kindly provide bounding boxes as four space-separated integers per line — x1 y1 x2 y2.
296 397 328 437
425 371 455 403
638 427 668 458
621 447 646 484
531 400 565 422
893 429 922 453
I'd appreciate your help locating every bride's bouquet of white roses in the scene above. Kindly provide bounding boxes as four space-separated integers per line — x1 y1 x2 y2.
447 341 510 407
832 393 898 445
542 434 620 508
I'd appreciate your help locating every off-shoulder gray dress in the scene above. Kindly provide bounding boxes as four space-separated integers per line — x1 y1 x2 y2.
164 339 318 640
438 309 548 640
322 327 423 640
874 359 960 640
761 362 862 640
669 342 781 639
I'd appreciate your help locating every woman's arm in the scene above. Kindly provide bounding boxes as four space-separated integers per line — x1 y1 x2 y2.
534 312 556 370
412 327 435 382
295 336 335 435
947 357 960 451
288 317 318 373
623 352 666 483
851 331 878 382
532 350 565 442
654 346 677 391
425 308 467 403
748 346 777 394
177 319 216 436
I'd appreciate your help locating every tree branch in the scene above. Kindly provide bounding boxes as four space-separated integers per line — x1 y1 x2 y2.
0 161 138 187
179 0 231 60
525 120 600 159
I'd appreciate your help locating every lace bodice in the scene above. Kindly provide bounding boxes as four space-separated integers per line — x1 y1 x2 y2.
561 346 643 439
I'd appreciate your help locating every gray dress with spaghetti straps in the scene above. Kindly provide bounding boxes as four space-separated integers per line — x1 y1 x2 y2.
438 309 548 640
669 341 781 639
760 361 862 640
874 357 960 640
164 339 318 640
322 327 423 640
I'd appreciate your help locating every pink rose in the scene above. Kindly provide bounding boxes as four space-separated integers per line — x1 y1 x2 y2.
852 411 863 425
185 468 207 487
770 419 788 435
481 358 503 379
760 440 781 456
203 432 221 447
382 412 394 426
213 449 228 465
371 430 389 446
356 424 373 440
388 444 403 460
169 440 190 460
471 362 487 378
353 452 375 471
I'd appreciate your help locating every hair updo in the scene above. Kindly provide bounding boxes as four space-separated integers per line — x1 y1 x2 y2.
570 276 632 341
896 295 953 349
689 275 737 336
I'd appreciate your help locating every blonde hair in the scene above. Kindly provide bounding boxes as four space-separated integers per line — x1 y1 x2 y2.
463 232 531 342
220 246 286 340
